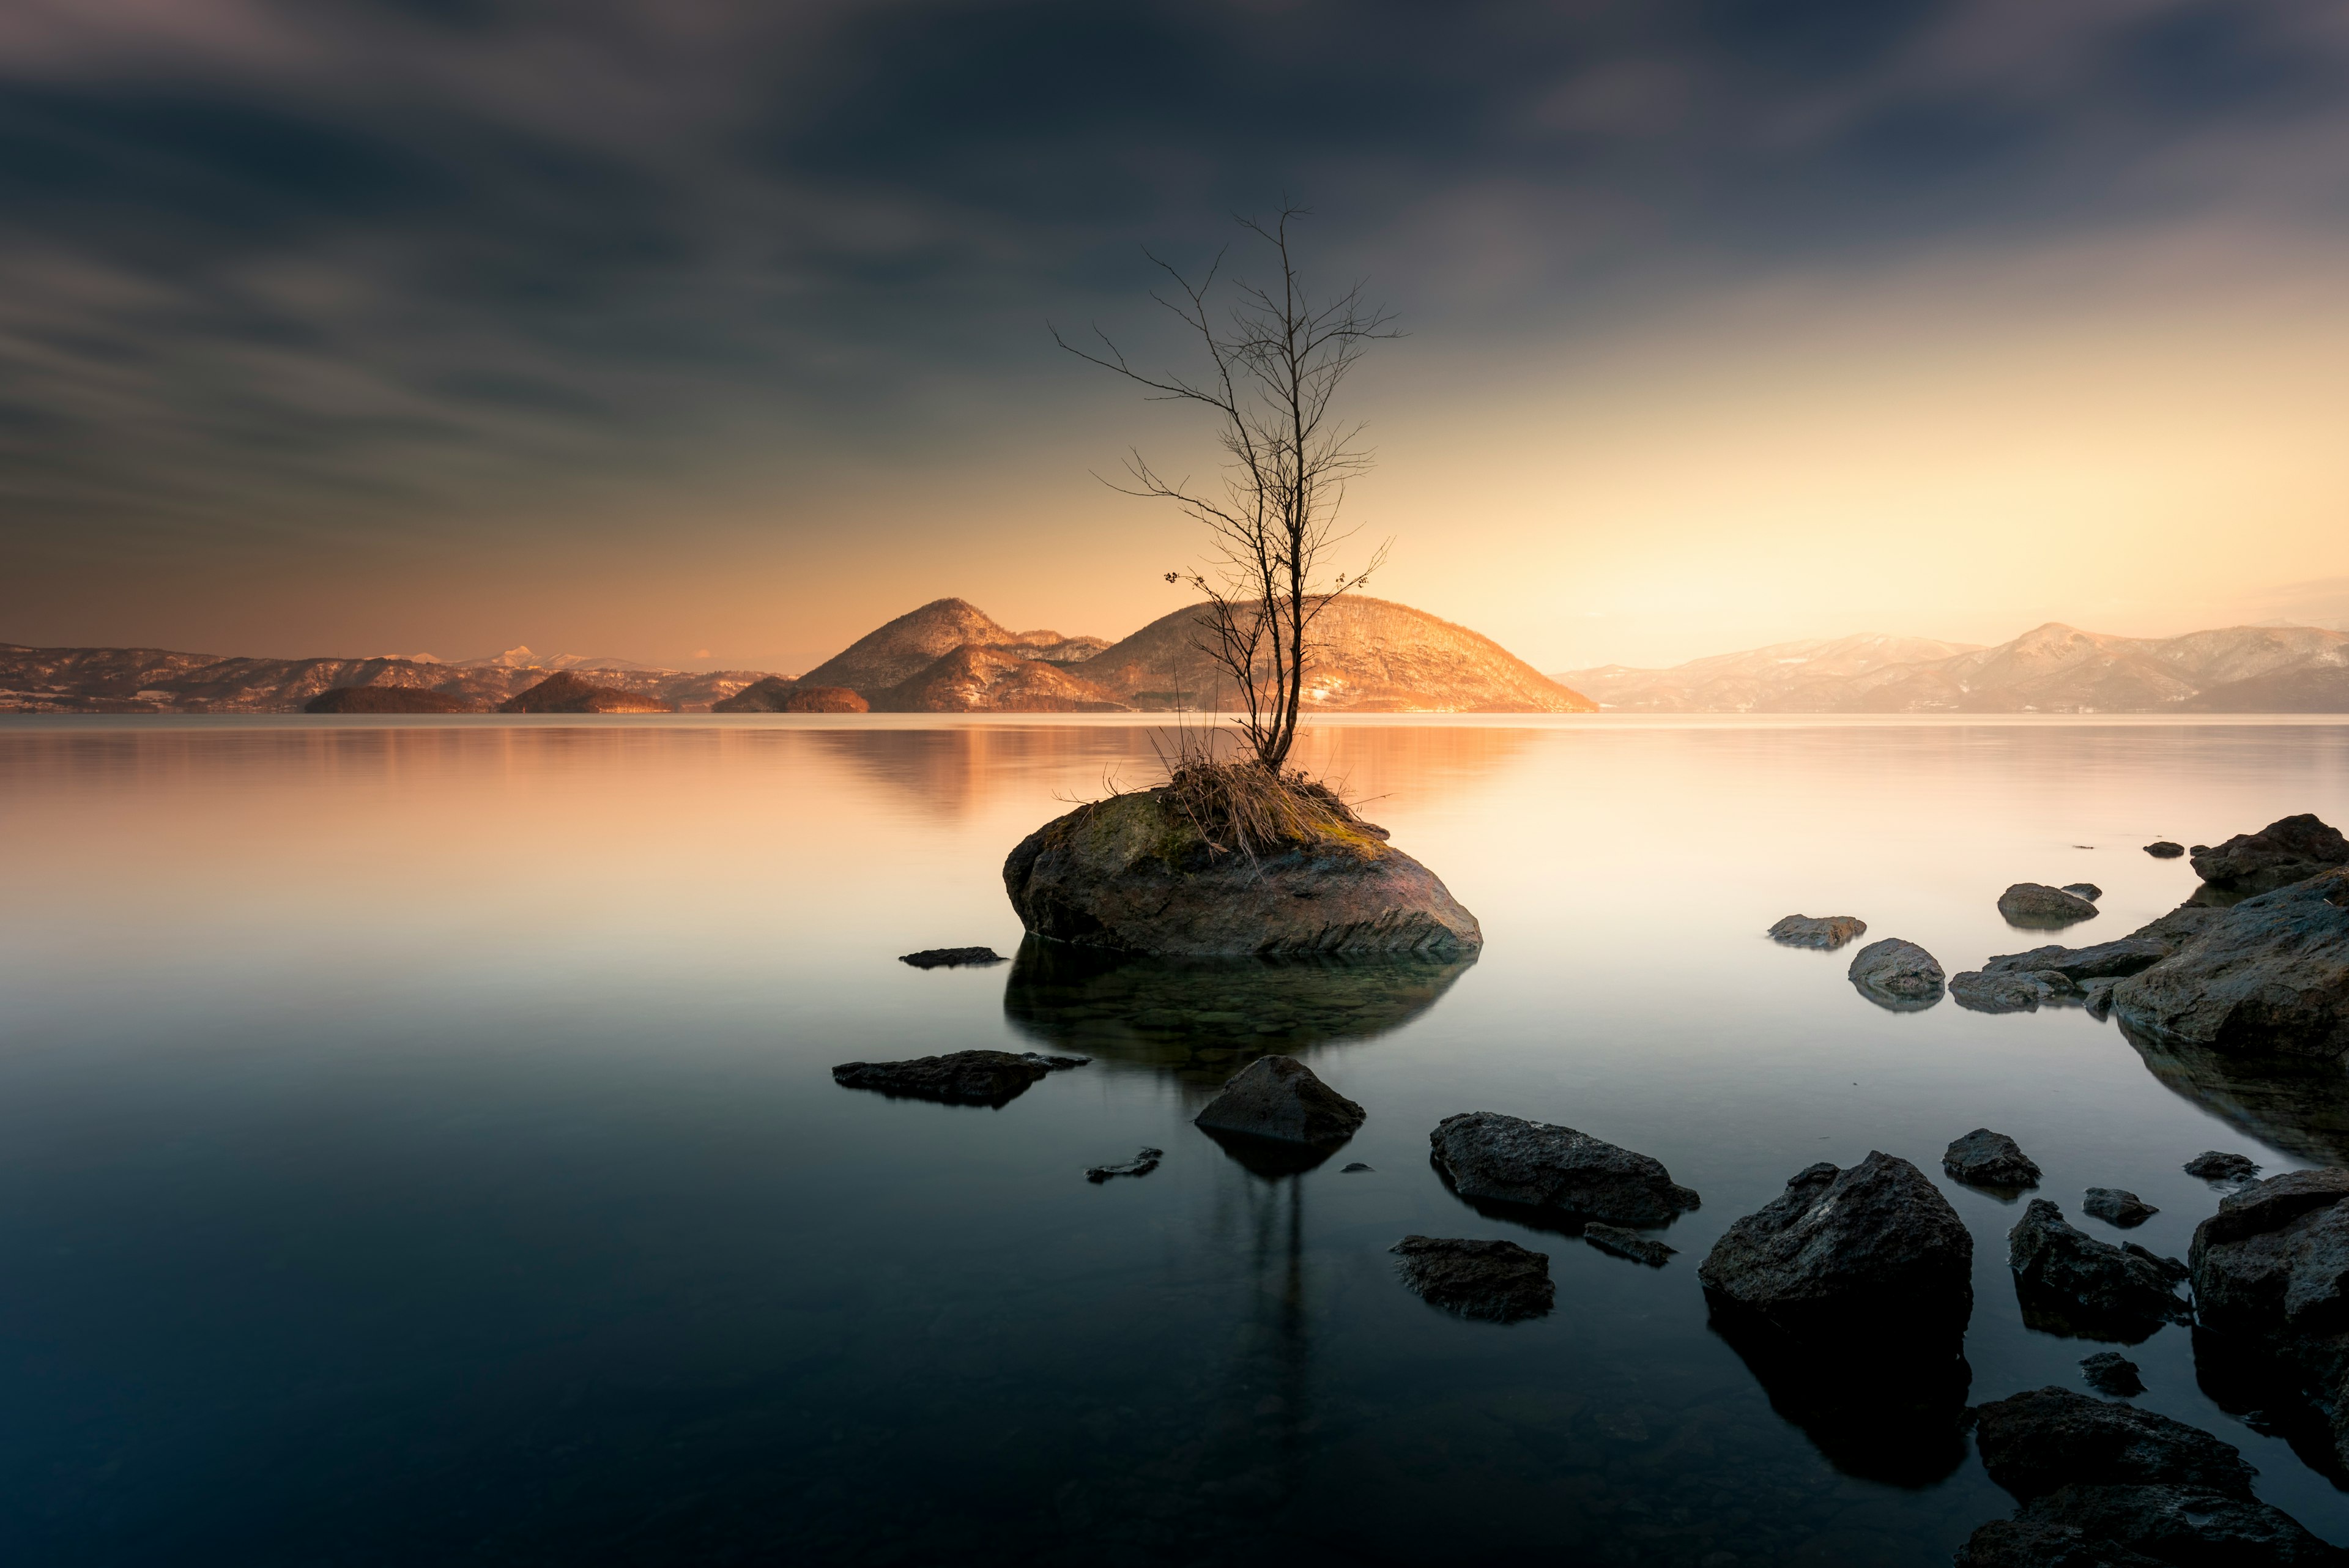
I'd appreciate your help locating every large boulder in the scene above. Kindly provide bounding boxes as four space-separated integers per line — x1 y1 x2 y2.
1193 1055 1364 1146
1847 938 1946 1009
1697 1151 1972 1336
1427 1111 1699 1225
1986 938 2173 983
1953 967 2075 1013
2189 1167 2349 1468
2109 868 2349 1056
831 1049 1086 1107
1945 1129 2043 1187
1768 913 1866 949
2002 882 2103 928
1002 787 1481 957
1390 1236 1554 1323
2009 1200 2191 1336
2193 814 2349 896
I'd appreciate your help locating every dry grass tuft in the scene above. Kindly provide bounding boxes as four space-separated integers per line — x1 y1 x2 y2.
1151 730 1386 862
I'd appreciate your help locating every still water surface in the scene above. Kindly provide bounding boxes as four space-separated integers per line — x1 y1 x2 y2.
4 714 2349 1565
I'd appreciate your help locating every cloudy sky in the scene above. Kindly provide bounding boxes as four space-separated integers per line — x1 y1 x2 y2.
5 0 2347 672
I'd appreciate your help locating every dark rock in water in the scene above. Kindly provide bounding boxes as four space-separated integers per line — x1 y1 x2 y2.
1193 1056 1364 1146
1962 1389 2337 1567
1953 967 2074 1013
2001 882 2103 928
2147 841 2186 859
2192 814 2349 896
1584 1222 1674 1266
2109 868 2349 1057
1946 1129 2044 1187
2080 1352 2145 1396
1390 1235 1554 1323
2065 883 2106 902
1341 1162 1373 1173
1698 1151 1972 1337
1847 938 1946 1009
1428 1111 1699 1226
2009 1200 2191 1335
2084 1189 2159 1228
2190 1167 2349 1470
831 1049 1086 1106
899 946 1006 968
1768 913 1867 949
1987 938 2172 983
2186 1150 2263 1183
2082 978 2121 1018
1086 1146 1162 1182
1002 787 1480 957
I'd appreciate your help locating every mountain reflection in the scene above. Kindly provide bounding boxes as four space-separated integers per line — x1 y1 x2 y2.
2117 1019 2349 1166
1001 938 1475 1087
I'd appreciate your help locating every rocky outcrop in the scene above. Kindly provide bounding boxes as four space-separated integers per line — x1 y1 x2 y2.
1193 1056 1365 1146
1945 1129 2043 1187
1428 1111 1700 1226
899 946 1005 968
1847 938 1946 1009
2109 868 2349 1056
1003 788 1481 957
1954 967 2074 1013
1584 1223 1674 1266
2001 882 2102 928
2147 841 2186 858
1698 1152 1972 1336
2065 883 2105 902
1768 913 1866 949
1987 938 2172 983
1390 1236 1554 1323
1959 1388 2336 1567
2009 1200 2191 1336
1085 1146 1162 1182
2084 1189 2159 1228
499 672 677 713
2186 1150 2263 1182
831 1049 1086 1106
304 684 480 713
2080 1352 2145 1397
2192 814 2349 896
2189 1168 2349 1470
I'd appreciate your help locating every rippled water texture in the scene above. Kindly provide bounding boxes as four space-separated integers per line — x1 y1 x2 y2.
4 715 2348 1565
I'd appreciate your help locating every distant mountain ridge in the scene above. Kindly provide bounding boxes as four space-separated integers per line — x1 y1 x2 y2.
1557 623 2349 713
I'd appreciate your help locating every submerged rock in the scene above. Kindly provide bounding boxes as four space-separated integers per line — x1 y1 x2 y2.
2146 841 2186 859
2002 883 2103 928
831 1049 1087 1106
1584 1222 1674 1266
1390 1235 1554 1323
2083 1189 2159 1228
1428 1111 1699 1226
1974 1387 2254 1498
2189 1167 2349 1470
1953 967 2074 1013
899 946 1006 968
1768 913 1867 949
1698 1151 1972 1337
1086 1146 1162 1182
1193 1056 1365 1146
2192 814 2349 896
2186 1150 2264 1183
2109 868 2349 1057
2009 1200 2191 1336
1002 787 1480 957
1847 938 1946 1009
2080 1352 2145 1397
1945 1129 2044 1187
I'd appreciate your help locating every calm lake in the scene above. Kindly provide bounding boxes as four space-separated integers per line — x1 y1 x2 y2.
4 713 2348 1566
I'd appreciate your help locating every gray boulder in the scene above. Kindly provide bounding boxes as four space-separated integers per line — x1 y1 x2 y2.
2186 1150 2263 1182
2065 883 2105 902
2009 1200 2191 1333
1428 1111 1698 1225
1768 913 1866 949
1847 938 1946 1009
1954 967 2074 1013
2189 1168 2349 1468
2083 1189 2159 1228
1945 1128 2043 1187
2080 1352 2144 1396
2146 841 2186 859
2002 882 2103 928
2109 868 2349 1056
1697 1151 1972 1336
1193 1055 1365 1146
1002 787 1480 957
831 1049 1088 1106
1987 938 2172 983
2192 814 2349 896
1390 1235 1553 1323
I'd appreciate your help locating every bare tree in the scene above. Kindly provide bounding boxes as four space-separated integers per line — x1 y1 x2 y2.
1055 207 1397 772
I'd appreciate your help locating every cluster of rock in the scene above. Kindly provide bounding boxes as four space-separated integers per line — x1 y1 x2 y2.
2190 1168 2349 1473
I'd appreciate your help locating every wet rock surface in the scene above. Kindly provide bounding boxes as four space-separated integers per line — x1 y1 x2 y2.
2065 883 2106 902
1988 938 2173 982
1954 967 2075 1013
1767 913 1867 949
1962 1388 2338 1567
2009 1200 2191 1336
1193 1056 1365 1146
2190 1168 2349 1470
2080 1352 2145 1396
1085 1146 1162 1181
830 1049 1088 1105
1390 1235 1554 1323
1428 1111 1699 1226
2001 882 2104 928
2084 1189 2159 1227
2110 868 2349 1057
2186 1150 2264 1182
1003 788 1482 957
1583 1222 1674 1266
2192 814 2349 896
1945 1128 2044 1187
2147 841 2187 858
1847 938 1946 1009
898 946 1006 968
1698 1151 1972 1336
